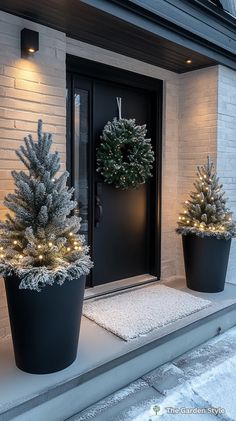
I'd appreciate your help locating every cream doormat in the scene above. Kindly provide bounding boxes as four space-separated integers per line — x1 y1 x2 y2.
83 284 211 341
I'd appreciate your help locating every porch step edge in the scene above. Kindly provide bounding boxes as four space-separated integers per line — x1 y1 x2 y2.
2 302 236 421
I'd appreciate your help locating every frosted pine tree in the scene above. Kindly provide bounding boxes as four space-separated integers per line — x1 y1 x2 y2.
0 120 92 291
177 157 236 239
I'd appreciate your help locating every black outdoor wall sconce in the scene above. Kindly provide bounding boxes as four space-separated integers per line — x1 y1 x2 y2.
21 28 39 58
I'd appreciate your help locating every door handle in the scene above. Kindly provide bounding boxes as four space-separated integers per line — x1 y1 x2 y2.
95 195 103 227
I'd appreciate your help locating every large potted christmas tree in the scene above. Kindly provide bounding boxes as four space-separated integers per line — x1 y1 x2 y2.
177 157 236 293
0 121 92 374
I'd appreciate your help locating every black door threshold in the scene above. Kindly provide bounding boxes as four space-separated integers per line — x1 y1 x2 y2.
84 274 157 300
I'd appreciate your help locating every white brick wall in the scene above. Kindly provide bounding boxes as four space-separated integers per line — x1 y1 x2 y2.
0 11 235 341
217 65 236 284
0 11 66 339
178 67 218 275
0 20 180 340
177 65 236 281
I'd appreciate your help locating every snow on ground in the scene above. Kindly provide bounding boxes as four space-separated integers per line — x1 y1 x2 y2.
72 380 151 421
118 355 236 421
190 355 236 421
69 326 236 421
122 390 217 421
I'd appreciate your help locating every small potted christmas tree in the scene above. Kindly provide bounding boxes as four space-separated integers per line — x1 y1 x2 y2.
177 157 236 293
0 121 92 374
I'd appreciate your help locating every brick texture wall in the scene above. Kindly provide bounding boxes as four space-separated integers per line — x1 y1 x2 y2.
0 11 235 340
177 67 218 274
217 66 236 284
0 11 66 338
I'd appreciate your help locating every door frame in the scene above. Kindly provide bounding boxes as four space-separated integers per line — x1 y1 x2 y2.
66 55 163 287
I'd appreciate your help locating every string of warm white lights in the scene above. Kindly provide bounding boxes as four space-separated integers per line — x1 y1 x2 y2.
0 233 83 262
177 157 236 239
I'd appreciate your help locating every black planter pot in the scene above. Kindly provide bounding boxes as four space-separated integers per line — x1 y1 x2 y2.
182 235 231 293
4 274 85 374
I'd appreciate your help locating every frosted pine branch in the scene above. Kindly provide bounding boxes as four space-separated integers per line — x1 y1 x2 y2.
176 157 236 240
0 120 92 290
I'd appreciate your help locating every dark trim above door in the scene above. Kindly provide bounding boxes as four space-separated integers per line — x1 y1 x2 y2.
67 55 163 92
67 55 163 287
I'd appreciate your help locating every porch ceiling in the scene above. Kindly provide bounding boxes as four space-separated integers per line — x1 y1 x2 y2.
0 0 217 73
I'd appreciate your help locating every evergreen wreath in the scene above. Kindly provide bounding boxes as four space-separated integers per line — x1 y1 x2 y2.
97 117 154 190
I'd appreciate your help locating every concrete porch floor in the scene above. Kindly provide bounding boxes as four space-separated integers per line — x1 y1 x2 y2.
0 278 236 420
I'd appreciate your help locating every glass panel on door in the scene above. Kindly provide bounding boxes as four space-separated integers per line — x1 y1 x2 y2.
74 89 89 242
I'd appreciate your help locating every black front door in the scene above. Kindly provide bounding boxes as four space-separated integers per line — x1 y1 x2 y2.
67 58 162 287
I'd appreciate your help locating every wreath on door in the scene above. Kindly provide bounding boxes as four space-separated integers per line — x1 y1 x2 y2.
96 98 154 190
